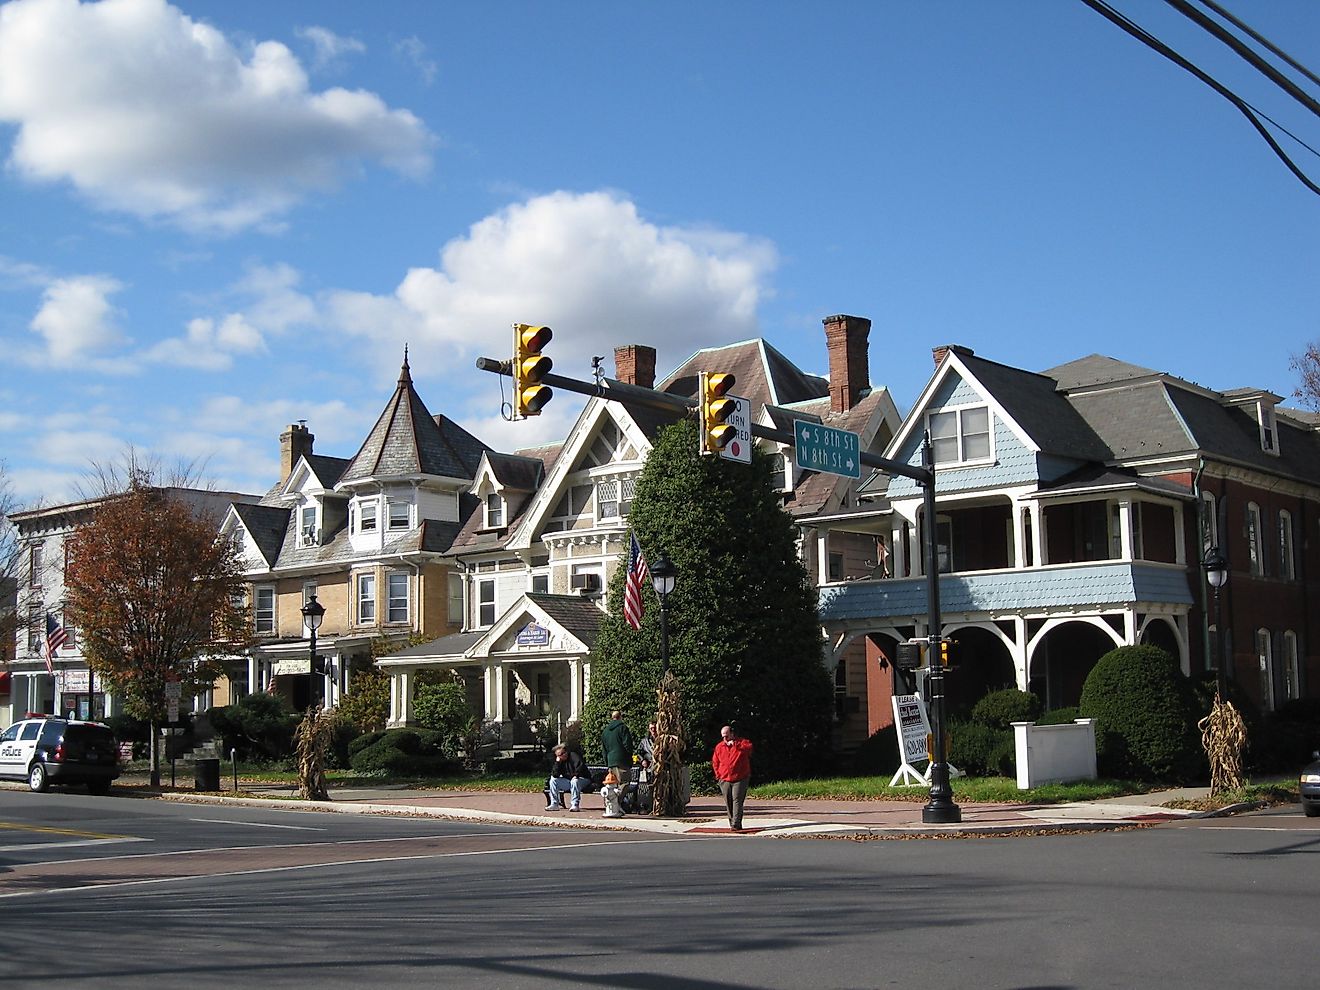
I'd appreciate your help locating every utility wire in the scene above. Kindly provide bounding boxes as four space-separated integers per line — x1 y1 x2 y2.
1078 0 1320 195
1193 0 1320 90
1165 0 1320 119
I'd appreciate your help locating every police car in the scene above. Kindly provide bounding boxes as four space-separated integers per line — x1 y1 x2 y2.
0 716 120 794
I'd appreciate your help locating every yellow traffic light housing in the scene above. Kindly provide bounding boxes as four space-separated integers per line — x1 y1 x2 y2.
513 323 553 418
939 638 951 667
698 371 737 454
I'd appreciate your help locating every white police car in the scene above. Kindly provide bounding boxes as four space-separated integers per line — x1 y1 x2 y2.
0 716 120 794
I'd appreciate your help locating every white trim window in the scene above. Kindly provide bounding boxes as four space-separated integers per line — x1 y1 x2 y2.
386 572 409 624
1282 631 1300 703
485 492 505 528
1256 628 1274 711
1259 403 1278 455
388 500 411 531
1279 510 1295 580
255 585 276 635
447 572 464 625
300 505 317 547
928 405 992 466
477 579 496 627
356 573 376 624
769 453 788 492
29 543 43 588
1246 502 1263 576
359 501 378 533
1199 491 1217 554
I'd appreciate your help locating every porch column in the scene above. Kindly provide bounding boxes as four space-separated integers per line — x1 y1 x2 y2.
1123 611 1137 645
1172 502 1187 565
248 654 262 695
1012 501 1027 570
1029 503 1045 566
1011 616 1029 691
1117 500 1134 560
484 663 507 721
568 658 584 720
816 530 829 584
389 668 413 725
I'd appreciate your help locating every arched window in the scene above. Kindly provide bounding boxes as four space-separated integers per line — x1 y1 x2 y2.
1256 628 1274 710
1279 510 1295 580
1282 631 1300 703
1246 503 1263 576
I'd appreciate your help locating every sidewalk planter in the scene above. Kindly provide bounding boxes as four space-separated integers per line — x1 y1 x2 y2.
1012 719 1098 790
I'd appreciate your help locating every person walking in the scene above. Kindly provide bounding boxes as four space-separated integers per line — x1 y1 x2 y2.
601 710 635 784
711 724 753 831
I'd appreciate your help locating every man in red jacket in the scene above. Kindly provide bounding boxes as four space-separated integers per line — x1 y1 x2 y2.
711 724 753 831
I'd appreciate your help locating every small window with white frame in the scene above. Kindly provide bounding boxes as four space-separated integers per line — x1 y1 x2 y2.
1279 510 1295 580
386 572 409 623
356 573 376 624
1256 628 1274 710
769 452 788 492
447 572 463 625
1246 502 1263 576
1282 630 1299 702
359 500 378 533
596 480 619 520
300 505 317 547
388 500 410 531
478 579 496 626
255 585 276 634
1259 402 1278 455
29 543 43 587
928 405 992 466
485 491 504 528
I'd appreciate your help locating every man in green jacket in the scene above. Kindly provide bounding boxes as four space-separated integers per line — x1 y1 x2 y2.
601 710 635 784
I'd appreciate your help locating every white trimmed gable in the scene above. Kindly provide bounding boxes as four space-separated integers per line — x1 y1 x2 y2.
467 595 595 659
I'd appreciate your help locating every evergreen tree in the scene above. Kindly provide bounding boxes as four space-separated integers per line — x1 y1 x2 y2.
582 418 832 780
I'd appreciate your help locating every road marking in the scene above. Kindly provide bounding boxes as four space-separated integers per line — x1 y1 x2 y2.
0 821 129 840
189 818 327 831
0 837 150 852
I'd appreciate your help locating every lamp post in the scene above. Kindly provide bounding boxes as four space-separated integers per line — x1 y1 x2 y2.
1203 547 1229 695
300 594 326 708
650 552 677 677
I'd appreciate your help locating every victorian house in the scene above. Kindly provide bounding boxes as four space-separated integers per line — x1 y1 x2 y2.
379 315 901 752
816 345 1320 732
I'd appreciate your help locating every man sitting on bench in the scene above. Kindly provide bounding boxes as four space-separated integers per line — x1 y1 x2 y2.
546 744 592 812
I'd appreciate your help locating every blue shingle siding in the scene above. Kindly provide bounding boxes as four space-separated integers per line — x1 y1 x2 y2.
819 562 1193 622
889 394 1036 498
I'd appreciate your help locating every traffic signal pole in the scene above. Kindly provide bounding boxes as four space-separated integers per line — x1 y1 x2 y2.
475 354 959 820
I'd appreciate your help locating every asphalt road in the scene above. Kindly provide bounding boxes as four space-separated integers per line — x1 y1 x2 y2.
1 790 1315 989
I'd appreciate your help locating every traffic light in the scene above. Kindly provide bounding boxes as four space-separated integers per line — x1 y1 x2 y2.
513 323 553 418
938 638 951 667
698 370 737 454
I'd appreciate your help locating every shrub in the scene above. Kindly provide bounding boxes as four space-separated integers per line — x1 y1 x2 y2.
207 693 296 762
336 668 390 733
327 720 362 770
349 730 388 757
1035 706 1081 726
413 680 475 753
1078 645 1203 782
850 725 901 776
970 689 1041 729
687 761 717 796
348 727 455 777
948 720 1015 778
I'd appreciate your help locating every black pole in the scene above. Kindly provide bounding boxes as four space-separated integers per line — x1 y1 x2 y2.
1214 586 1226 697
309 624 319 708
659 595 670 678
920 435 961 825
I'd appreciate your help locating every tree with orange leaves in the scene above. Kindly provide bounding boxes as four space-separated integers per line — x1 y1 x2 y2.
64 477 251 785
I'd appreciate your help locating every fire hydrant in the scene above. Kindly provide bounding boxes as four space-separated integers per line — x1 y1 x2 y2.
600 770 625 818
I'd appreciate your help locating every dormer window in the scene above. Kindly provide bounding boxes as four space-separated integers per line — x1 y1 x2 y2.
388 500 410 531
1259 403 1278 455
300 505 318 547
360 501 378 533
485 492 505 528
928 405 992 466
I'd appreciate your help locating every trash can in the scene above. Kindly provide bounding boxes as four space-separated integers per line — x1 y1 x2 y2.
194 757 221 791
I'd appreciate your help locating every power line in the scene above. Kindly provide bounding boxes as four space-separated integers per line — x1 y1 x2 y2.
1193 0 1320 90
1078 0 1320 195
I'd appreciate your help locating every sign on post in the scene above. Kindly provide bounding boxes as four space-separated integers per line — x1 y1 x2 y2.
718 395 752 464
890 694 933 786
165 679 182 725
793 420 861 479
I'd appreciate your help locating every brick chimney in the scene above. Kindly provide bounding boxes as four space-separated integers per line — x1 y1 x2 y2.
614 344 656 389
823 314 871 413
932 344 974 367
280 422 314 481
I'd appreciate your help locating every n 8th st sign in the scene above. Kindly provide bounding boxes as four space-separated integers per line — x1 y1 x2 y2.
794 419 861 479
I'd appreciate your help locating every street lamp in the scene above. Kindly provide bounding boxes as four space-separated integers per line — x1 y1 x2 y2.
1203 547 1228 694
300 594 326 707
650 552 677 677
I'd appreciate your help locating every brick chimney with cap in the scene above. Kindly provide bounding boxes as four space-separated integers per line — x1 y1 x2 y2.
280 422 314 481
614 344 656 389
823 314 871 413
931 344 975 367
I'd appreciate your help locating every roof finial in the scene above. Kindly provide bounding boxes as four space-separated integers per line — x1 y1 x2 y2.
399 344 412 385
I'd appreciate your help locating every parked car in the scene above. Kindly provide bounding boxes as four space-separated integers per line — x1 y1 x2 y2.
0 716 120 794
1302 752 1320 818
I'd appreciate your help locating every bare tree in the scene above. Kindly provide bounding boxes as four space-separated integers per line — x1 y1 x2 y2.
1290 342 1320 410
0 461 20 664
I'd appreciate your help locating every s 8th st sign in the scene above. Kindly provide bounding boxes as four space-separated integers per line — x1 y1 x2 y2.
793 420 861 479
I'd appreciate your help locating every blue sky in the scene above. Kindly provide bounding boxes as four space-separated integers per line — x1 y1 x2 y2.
1 0 1317 505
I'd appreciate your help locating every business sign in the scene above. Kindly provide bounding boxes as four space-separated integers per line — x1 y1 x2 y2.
793 420 861 479
516 621 551 647
718 395 752 464
888 694 934 786
59 669 90 693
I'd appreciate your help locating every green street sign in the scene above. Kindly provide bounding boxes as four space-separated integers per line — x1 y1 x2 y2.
793 419 861 479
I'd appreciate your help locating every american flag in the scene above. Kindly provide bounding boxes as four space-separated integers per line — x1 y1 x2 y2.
44 613 68 676
623 532 650 631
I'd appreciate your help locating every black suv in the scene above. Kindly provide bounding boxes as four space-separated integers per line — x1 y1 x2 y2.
0 717 120 794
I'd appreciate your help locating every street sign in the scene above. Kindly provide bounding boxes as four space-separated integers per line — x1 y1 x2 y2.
165 680 181 724
793 419 861 479
718 395 752 464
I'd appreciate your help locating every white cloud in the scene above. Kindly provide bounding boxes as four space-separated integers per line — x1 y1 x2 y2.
193 395 366 448
0 0 434 232
143 314 264 370
394 35 437 85
40 428 127 467
29 273 126 362
296 25 365 70
322 190 778 383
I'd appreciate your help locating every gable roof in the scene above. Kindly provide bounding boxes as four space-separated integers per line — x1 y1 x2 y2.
338 355 490 486
1044 354 1163 390
660 338 829 410
232 503 292 567
524 592 605 647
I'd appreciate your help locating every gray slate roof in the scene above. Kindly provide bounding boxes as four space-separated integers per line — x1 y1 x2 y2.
233 503 292 567
485 452 544 491
384 630 485 661
1045 354 1162 390
525 593 605 647
338 357 489 485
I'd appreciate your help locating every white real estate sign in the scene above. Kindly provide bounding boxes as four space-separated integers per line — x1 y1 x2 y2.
889 693 933 786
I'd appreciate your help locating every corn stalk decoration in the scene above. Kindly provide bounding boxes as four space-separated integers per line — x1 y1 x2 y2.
650 671 687 817
1199 690 1247 796
295 706 337 801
